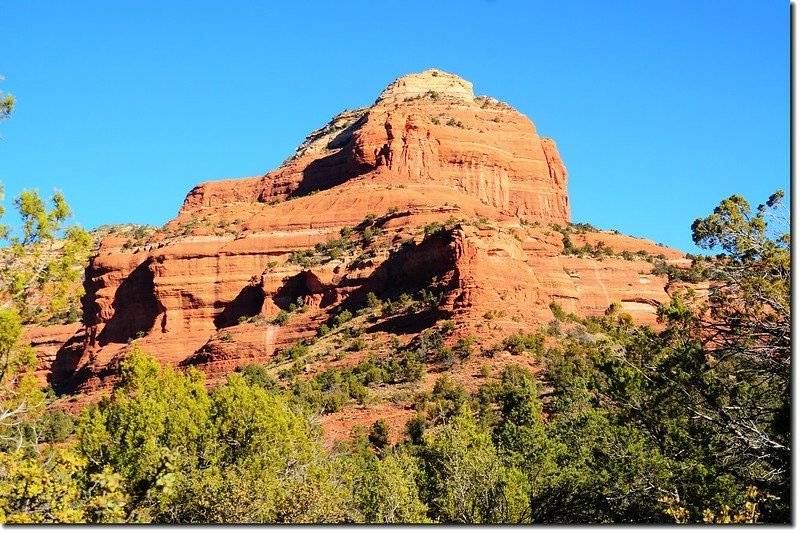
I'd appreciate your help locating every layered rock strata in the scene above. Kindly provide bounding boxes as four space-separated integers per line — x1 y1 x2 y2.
30 70 687 415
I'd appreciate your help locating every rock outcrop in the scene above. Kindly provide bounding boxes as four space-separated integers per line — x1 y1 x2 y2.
30 70 689 429
179 69 570 223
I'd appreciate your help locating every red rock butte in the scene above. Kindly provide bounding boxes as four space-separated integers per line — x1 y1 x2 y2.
29 69 689 416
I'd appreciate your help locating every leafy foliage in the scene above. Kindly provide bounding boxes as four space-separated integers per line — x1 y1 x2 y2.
0 188 89 461
0 77 12 122
0 189 789 524
416 407 528 523
0 188 92 323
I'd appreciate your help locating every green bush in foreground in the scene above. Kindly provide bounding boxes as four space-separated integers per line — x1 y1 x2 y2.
0 191 788 524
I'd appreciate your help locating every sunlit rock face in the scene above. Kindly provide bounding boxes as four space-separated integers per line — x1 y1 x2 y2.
35 70 686 418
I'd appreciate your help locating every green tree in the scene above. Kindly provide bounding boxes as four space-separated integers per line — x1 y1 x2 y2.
0 87 115 524
37 409 75 443
0 308 43 454
168 372 348 523
368 419 390 451
416 407 529 523
0 77 12 122
682 190 789 518
690 190 789 370
237 363 277 389
0 441 127 524
532 191 790 523
77 347 212 521
78 350 349 523
338 444 429 523
0 189 93 323
0 90 91 323
540 306 722 523
0 447 87 523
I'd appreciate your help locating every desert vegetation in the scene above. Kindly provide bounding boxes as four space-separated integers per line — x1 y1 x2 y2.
0 185 788 523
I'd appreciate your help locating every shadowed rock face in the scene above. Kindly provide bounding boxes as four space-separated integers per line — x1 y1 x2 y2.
32 70 688 413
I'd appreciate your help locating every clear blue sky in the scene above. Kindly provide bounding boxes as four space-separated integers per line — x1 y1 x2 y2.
0 0 789 252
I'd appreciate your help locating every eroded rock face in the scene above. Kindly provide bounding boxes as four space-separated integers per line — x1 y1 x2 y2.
32 70 687 411
179 68 570 224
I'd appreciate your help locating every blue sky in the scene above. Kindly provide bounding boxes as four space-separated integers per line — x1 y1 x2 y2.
0 0 788 252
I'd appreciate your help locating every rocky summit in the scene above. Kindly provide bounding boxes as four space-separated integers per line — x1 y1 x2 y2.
30 69 689 436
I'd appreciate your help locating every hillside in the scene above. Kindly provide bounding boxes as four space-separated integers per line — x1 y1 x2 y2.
8 69 788 525
30 69 689 434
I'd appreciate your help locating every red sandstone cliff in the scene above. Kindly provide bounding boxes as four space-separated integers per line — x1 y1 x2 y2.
30 70 689 424
180 70 570 222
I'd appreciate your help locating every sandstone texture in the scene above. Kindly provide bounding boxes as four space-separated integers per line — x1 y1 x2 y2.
29 70 691 432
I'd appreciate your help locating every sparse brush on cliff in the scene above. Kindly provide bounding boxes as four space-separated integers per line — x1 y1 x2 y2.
650 257 711 282
4 63 788 524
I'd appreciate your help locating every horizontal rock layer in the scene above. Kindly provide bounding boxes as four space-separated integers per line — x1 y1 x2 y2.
28 71 689 430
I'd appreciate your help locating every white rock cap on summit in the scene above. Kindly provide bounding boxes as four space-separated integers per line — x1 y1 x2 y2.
375 69 475 104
